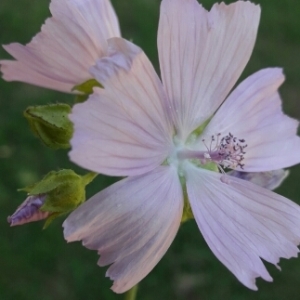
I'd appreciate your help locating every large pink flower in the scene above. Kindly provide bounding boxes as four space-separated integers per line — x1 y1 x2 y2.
0 0 120 92
63 0 300 293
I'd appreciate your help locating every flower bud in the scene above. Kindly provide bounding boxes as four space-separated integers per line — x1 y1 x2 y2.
8 194 49 226
24 104 73 149
9 169 97 228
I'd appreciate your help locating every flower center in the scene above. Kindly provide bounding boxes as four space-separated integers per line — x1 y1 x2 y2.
202 132 247 169
175 132 247 171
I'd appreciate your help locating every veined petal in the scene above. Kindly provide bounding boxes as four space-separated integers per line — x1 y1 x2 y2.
228 169 289 191
90 38 173 136
158 0 260 139
70 38 173 176
185 163 300 290
198 68 300 171
51 0 120 38
63 166 183 293
0 60 72 92
1 0 120 92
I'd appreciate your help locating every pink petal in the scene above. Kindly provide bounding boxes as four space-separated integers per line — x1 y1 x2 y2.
1 0 120 92
228 169 289 191
70 38 173 176
185 162 300 290
0 60 72 92
158 0 260 139
51 0 120 39
198 68 300 171
63 166 183 293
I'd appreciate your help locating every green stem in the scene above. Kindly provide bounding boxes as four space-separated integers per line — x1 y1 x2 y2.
124 284 138 300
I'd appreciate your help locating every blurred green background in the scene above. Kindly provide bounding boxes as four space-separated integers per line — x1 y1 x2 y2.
1 0 300 299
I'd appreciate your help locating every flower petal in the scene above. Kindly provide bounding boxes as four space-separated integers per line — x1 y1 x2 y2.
0 60 73 92
198 68 300 171
70 38 173 176
1 0 120 92
185 163 300 290
228 169 289 191
158 0 260 139
63 166 183 293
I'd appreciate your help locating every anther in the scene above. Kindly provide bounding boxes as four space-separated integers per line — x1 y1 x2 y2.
202 132 247 170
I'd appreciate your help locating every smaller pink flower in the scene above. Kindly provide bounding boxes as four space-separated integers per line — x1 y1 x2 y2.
0 0 120 92
64 0 300 294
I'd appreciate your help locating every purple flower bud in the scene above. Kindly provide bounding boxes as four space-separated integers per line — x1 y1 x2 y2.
7 194 49 226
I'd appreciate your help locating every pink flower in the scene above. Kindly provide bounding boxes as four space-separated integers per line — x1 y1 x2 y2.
63 0 300 294
0 0 120 92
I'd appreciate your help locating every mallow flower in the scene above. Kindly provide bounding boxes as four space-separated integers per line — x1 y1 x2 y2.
63 0 300 294
0 0 120 93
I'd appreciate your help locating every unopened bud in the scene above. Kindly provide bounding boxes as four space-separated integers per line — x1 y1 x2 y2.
8 194 49 226
24 104 73 149
10 169 97 228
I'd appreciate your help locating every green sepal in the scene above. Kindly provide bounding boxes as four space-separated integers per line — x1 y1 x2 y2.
72 79 103 103
19 169 98 227
192 161 219 172
24 104 73 149
186 116 212 146
74 94 90 103
181 187 194 223
201 162 219 172
179 175 194 223
191 117 212 137
179 162 218 224
43 212 61 229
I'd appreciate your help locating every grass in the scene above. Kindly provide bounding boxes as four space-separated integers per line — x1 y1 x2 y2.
1 0 300 299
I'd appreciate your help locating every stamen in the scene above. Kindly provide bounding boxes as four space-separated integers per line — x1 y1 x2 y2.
202 132 247 170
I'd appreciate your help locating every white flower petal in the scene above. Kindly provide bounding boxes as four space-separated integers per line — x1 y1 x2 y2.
1 0 120 92
70 38 173 176
63 166 183 293
199 68 300 171
158 0 260 139
185 163 300 290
